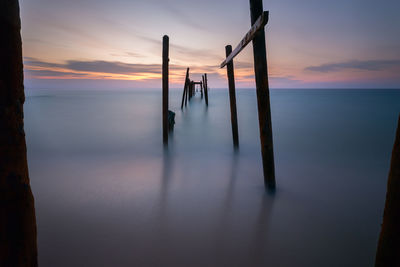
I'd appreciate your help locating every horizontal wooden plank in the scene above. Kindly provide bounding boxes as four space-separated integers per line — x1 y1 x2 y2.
220 11 269 68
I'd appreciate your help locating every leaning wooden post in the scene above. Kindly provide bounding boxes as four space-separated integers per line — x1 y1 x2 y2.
225 45 239 147
249 0 275 189
162 35 169 145
204 73 209 106
375 115 400 267
181 68 189 109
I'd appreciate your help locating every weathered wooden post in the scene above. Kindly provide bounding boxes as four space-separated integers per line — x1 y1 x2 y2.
204 73 209 106
249 0 275 189
188 81 191 99
189 81 194 100
162 35 169 145
185 78 188 106
200 82 203 98
181 68 189 109
1 1 38 265
375 115 400 267
225 45 239 147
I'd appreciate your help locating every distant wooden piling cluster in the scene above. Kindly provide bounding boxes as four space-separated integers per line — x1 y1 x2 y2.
181 68 209 109
162 35 210 146
162 0 275 191
220 0 275 190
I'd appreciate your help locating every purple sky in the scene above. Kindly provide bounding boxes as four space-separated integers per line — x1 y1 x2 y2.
20 0 400 89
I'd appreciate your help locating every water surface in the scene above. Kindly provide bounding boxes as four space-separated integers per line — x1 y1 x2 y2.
25 89 400 266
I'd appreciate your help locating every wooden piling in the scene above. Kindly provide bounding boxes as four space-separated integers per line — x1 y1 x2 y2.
1 1 38 265
181 68 189 109
204 73 209 106
225 45 239 147
185 78 188 106
375 115 400 267
188 81 191 99
189 81 194 100
162 35 169 145
249 0 275 189
200 82 204 98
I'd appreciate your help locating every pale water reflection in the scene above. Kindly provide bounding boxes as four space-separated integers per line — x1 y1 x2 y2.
25 89 400 266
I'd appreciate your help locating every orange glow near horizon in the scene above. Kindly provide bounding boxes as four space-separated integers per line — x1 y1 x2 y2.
20 0 400 89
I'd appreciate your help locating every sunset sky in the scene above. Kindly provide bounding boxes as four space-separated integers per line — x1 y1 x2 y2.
20 0 400 89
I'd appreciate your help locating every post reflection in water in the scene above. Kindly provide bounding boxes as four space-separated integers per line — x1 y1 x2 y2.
154 143 275 266
25 89 397 266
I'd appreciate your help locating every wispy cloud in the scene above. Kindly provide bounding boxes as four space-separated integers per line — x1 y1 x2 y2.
136 35 224 63
66 61 162 74
305 59 400 72
23 57 220 83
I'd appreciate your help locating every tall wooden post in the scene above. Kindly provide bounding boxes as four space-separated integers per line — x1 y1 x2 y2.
1 1 38 265
375 115 400 267
162 35 169 145
200 82 203 98
249 0 275 189
181 68 189 109
204 73 209 106
225 45 239 147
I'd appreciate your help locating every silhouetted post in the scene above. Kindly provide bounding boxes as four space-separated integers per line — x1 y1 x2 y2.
162 35 169 145
250 0 275 190
188 81 191 99
204 73 209 106
225 45 239 147
189 81 194 100
181 68 189 109
185 78 188 106
375 115 400 267
200 82 203 98
1 1 38 265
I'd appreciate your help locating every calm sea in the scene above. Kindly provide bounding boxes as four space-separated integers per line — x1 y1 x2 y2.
25 88 400 266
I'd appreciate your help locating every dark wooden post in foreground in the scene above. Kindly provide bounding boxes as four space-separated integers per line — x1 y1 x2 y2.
375 115 400 267
181 68 189 109
250 0 275 189
225 45 239 147
0 1 38 265
162 35 169 145
204 73 209 106
200 82 203 98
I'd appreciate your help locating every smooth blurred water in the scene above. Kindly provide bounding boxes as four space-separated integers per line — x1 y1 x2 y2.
25 88 400 267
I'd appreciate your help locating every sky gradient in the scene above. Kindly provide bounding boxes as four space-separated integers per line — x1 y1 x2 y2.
20 0 400 89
